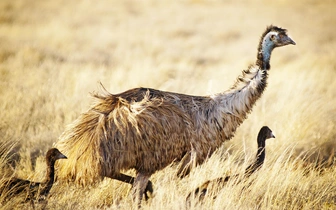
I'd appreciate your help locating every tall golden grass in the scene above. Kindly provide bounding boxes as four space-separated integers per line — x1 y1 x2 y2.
0 0 335 209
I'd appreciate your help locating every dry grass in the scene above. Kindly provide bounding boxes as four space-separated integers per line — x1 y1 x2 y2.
0 0 335 209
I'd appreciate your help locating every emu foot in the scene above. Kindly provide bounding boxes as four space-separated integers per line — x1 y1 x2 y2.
144 180 153 200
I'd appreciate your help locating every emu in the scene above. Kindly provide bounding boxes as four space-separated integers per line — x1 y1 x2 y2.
186 126 275 201
0 148 67 201
54 25 295 202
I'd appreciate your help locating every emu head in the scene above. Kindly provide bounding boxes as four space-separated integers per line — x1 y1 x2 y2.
46 148 67 164
258 126 276 145
263 25 296 48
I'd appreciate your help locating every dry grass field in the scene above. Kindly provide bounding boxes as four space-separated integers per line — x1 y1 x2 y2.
0 0 336 209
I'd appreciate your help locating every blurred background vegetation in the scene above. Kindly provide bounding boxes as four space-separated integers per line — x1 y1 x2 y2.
0 0 335 209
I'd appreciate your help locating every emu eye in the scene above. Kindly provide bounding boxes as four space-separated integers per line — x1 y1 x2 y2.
270 34 276 40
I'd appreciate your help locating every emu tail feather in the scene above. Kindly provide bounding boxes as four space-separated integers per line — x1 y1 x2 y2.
55 110 106 185
55 90 122 185
54 89 194 185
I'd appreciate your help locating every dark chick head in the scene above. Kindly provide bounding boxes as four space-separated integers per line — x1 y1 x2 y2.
46 148 67 163
258 126 276 142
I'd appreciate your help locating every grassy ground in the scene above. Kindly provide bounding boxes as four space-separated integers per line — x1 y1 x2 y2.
0 0 335 209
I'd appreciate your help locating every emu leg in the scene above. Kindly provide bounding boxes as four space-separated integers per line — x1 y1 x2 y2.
105 173 153 200
112 173 134 183
132 173 151 206
187 176 231 202
177 153 192 178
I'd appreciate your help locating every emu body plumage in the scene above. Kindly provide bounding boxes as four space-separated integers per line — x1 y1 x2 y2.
55 25 295 201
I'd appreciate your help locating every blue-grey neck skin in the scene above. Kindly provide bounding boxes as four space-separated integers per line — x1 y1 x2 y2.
257 32 276 70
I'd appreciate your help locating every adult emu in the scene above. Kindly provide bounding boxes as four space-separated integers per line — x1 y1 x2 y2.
55 25 295 202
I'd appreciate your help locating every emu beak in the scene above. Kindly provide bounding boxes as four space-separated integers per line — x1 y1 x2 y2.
271 132 276 138
59 153 67 159
284 36 296 45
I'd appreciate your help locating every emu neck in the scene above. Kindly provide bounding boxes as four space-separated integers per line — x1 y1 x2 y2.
255 141 266 167
46 162 55 184
256 37 275 70
245 136 266 176
212 35 275 126
212 66 268 140
41 159 56 194
210 34 276 136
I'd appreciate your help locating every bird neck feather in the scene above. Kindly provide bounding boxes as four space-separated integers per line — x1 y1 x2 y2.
44 159 56 188
256 32 276 70
256 133 266 164
212 66 268 122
